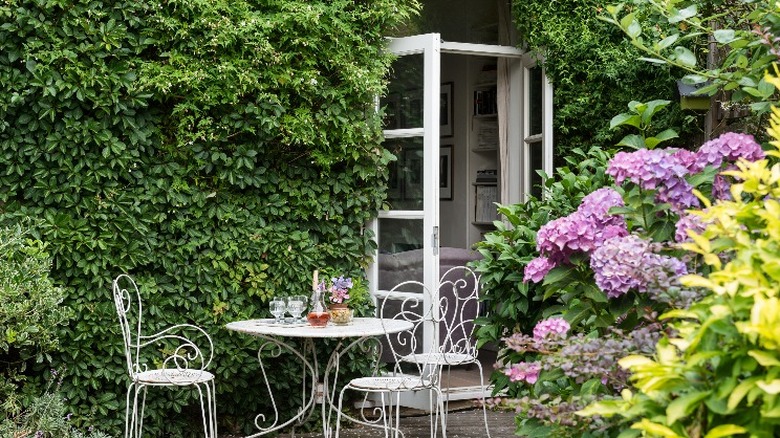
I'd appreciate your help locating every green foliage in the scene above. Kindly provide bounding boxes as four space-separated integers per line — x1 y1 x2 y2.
580 110 780 437
473 146 612 349
610 100 679 149
0 221 72 416
0 0 418 435
602 0 779 113
512 0 699 157
1 370 111 438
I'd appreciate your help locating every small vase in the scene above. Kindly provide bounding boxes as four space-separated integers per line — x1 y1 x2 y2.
329 304 353 325
307 289 330 327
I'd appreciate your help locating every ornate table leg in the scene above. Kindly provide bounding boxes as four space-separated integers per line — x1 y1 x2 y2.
243 335 318 437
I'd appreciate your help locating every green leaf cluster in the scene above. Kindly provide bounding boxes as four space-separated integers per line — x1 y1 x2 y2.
0 0 418 434
0 221 72 417
473 146 612 349
602 0 780 114
579 90 780 437
512 0 699 159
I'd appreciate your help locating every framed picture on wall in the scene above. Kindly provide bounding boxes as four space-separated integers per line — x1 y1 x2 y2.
440 82 453 137
440 145 453 200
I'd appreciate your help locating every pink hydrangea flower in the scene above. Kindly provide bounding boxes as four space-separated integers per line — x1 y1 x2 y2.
523 256 556 283
504 361 541 384
533 317 570 340
607 148 699 213
695 132 765 169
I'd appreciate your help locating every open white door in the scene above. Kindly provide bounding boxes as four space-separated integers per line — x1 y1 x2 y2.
369 33 441 353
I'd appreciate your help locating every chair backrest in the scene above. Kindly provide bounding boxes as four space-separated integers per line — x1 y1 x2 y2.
112 274 213 382
437 265 481 362
378 280 440 387
378 265 482 364
112 274 144 378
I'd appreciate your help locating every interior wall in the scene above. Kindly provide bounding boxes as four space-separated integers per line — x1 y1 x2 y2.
439 54 470 248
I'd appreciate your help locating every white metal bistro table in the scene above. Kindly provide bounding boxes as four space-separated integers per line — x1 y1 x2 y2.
226 317 413 437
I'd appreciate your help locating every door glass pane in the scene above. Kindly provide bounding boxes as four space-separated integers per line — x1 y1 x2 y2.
528 140 543 198
382 55 424 130
384 137 424 211
529 66 543 136
377 218 424 291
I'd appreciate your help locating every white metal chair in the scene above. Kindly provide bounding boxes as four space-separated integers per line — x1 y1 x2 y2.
335 280 447 438
401 266 491 438
112 274 217 438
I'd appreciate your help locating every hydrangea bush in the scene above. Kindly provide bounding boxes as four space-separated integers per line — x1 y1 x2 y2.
495 129 767 436
579 95 780 437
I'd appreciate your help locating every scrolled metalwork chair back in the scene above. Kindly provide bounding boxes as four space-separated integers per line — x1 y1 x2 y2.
111 274 217 438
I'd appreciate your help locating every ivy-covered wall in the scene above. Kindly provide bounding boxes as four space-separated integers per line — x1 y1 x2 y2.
513 0 700 160
0 0 418 434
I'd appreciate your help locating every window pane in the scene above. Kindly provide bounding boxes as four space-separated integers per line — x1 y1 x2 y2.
528 67 543 136
382 55 424 130
529 140 543 198
378 218 424 257
384 137 424 211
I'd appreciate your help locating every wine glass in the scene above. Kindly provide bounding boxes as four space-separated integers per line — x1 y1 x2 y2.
269 298 286 324
287 296 305 323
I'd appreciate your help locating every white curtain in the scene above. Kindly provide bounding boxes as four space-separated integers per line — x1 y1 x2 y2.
497 0 512 205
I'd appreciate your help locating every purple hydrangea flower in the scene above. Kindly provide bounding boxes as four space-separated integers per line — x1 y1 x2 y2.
607 148 699 212
535 189 629 265
638 254 688 294
536 212 599 264
533 317 570 340
607 148 689 189
695 132 765 169
671 148 705 174
504 361 541 384
523 256 556 284
578 188 624 221
591 234 688 298
674 212 707 243
590 235 648 298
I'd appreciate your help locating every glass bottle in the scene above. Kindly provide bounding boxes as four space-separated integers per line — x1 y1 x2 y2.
307 288 330 327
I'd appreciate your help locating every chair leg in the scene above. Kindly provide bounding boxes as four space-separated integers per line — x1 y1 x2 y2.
195 383 209 438
474 360 491 438
208 380 218 438
137 386 148 438
125 384 135 438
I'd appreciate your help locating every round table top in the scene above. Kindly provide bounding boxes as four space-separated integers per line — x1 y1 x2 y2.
225 317 413 339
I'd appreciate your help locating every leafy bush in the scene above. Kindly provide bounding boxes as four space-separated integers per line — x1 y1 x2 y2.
1 369 111 438
473 146 612 349
512 0 700 159
580 77 780 438
0 0 418 435
0 221 71 416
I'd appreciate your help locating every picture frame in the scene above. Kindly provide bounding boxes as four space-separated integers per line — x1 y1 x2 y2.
440 82 453 137
440 145 453 200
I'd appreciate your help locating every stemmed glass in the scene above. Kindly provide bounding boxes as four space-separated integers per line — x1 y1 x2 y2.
269 298 287 324
286 295 306 323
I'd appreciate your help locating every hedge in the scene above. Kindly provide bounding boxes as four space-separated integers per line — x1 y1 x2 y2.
0 0 419 435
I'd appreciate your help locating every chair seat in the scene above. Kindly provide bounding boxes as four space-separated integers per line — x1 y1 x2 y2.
349 374 433 392
401 352 476 366
134 368 215 385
